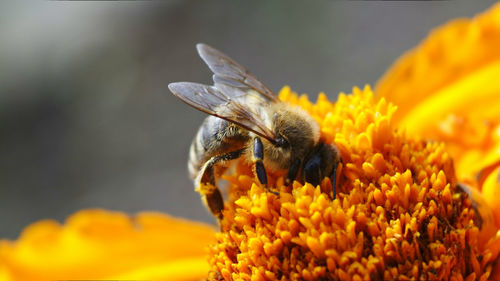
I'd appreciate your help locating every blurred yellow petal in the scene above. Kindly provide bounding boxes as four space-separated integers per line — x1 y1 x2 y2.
397 62 500 132
377 2 500 125
376 2 500 182
111 257 209 281
0 209 215 281
481 164 500 227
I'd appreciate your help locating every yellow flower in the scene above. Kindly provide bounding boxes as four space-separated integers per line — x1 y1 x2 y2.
207 86 499 280
3 2 500 281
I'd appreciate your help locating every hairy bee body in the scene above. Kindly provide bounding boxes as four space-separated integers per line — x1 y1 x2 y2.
188 102 323 181
188 116 248 180
169 43 341 220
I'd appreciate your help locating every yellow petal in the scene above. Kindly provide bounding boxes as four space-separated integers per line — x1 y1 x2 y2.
397 61 500 133
481 164 500 227
0 209 215 281
376 2 500 125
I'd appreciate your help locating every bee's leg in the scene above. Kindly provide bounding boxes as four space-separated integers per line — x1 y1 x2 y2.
285 158 301 186
204 186 224 221
304 143 341 199
330 161 338 200
252 137 279 195
303 153 321 187
199 149 245 219
252 137 268 187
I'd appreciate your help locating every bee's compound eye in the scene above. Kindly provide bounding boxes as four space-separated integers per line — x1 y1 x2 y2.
275 137 289 148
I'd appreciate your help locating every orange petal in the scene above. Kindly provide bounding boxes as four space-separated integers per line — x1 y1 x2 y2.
376 2 500 125
396 61 500 134
481 165 500 228
0 209 216 281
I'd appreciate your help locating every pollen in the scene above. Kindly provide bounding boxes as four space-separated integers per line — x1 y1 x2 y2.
206 86 500 280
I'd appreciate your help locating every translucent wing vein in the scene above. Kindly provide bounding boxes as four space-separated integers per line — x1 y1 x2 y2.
168 82 276 142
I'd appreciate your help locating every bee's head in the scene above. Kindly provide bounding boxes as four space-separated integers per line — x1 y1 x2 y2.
262 105 320 170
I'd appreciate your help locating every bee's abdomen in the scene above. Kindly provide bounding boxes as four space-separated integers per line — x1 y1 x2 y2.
188 116 248 181
188 130 205 180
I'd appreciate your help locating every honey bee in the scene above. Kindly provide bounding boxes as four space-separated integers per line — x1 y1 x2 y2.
169 43 341 219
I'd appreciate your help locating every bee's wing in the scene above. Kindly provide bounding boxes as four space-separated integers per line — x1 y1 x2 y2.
196 43 279 102
169 82 277 143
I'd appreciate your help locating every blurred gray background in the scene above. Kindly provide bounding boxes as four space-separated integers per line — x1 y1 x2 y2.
1 1 497 239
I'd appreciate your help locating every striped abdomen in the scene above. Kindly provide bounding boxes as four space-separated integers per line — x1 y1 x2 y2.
188 116 249 181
